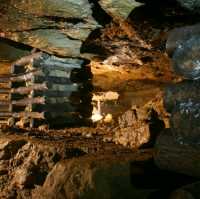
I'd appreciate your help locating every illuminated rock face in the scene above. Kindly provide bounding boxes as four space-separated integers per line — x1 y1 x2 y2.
0 0 99 57
0 0 142 57
99 0 143 19
9 0 94 18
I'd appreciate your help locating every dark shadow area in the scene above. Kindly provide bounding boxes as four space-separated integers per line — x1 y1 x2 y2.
48 59 94 129
128 0 200 50
81 28 109 58
0 38 31 61
131 159 198 199
88 0 112 26
141 109 165 148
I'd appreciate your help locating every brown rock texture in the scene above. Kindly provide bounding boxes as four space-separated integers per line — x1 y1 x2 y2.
0 130 153 199
154 129 200 178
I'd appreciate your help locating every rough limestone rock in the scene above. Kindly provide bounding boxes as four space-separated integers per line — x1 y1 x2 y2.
164 80 200 142
0 134 86 198
170 99 200 142
0 0 144 56
154 129 200 178
166 24 200 56
10 0 94 18
99 0 143 20
164 80 200 113
0 1 99 57
114 108 150 149
172 35 200 79
33 156 150 199
0 131 153 199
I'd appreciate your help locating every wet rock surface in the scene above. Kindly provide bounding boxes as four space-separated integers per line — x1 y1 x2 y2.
164 80 200 112
164 80 200 141
166 24 200 56
172 36 200 80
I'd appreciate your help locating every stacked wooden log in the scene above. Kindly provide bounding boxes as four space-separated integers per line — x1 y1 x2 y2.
0 52 92 128
155 24 200 177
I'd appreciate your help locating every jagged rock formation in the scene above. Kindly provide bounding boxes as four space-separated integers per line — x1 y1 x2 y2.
0 0 99 57
0 131 153 199
0 0 144 57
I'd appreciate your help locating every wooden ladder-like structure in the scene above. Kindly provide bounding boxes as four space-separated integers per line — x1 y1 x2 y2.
0 52 92 128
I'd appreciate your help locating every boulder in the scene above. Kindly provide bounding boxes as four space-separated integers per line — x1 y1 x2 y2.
166 24 200 56
170 99 200 141
164 80 200 113
154 129 200 178
172 35 200 79
33 155 151 199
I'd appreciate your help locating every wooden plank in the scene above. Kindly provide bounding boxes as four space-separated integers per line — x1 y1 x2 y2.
0 88 10 94
0 77 10 83
12 97 45 106
0 112 12 117
13 112 45 119
11 83 48 94
0 97 45 106
10 70 43 82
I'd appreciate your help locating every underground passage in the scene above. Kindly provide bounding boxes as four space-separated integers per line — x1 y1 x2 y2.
0 0 200 198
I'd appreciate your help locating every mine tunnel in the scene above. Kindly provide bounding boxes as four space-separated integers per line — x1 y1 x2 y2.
0 0 200 198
